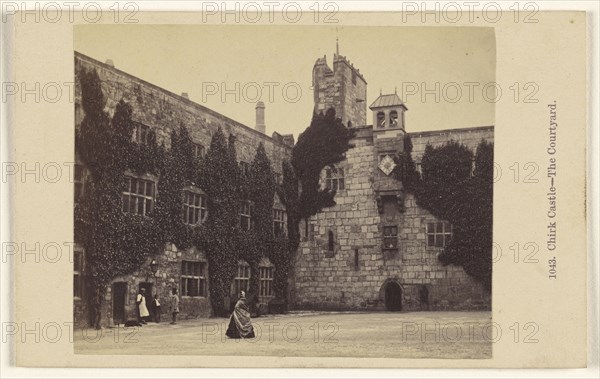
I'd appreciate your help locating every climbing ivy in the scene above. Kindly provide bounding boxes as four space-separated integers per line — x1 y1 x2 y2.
291 109 355 219
245 143 275 297
402 139 494 290
274 108 355 306
392 134 420 192
75 68 165 328
196 128 241 317
154 123 197 251
78 67 353 322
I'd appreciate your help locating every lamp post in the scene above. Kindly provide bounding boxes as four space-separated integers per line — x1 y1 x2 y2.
150 260 158 277
146 259 158 282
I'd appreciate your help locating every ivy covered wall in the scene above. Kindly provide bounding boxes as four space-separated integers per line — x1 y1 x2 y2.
74 54 293 328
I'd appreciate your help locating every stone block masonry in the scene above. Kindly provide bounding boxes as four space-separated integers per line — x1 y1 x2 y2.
74 52 292 173
73 52 292 327
293 128 492 312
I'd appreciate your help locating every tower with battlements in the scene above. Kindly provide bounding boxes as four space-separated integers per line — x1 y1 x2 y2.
294 49 493 313
312 51 367 128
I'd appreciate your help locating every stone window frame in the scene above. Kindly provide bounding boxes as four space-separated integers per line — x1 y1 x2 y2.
259 263 275 299
324 165 345 192
74 163 87 204
180 260 207 298
133 122 151 145
193 143 205 159
239 200 253 231
273 208 286 237
323 227 339 258
301 218 313 242
383 225 399 250
73 245 85 300
182 186 208 226
122 174 157 217
239 161 250 177
328 230 334 251
426 221 453 248
232 260 251 297
75 102 85 125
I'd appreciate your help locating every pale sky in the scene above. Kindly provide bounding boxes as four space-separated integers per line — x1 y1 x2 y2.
74 25 495 139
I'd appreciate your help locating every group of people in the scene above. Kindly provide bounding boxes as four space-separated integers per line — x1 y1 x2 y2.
136 287 180 325
136 287 255 339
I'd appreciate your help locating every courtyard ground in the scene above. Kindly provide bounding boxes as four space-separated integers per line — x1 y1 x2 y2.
74 311 492 359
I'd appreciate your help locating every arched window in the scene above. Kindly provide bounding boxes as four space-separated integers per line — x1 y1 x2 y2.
377 112 386 128
347 120 352 128
328 230 334 252
389 110 398 127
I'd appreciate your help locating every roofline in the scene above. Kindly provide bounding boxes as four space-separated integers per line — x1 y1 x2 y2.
369 104 408 111
408 125 494 137
333 55 367 84
74 51 291 149
352 124 494 135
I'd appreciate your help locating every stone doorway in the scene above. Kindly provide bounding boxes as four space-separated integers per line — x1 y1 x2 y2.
384 281 402 311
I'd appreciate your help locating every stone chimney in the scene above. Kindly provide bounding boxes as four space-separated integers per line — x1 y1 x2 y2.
181 92 189 99
105 59 114 67
255 101 265 134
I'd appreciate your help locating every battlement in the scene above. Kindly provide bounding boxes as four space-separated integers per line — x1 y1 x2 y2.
333 54 367 84
313 54 367 83
312 53 368 128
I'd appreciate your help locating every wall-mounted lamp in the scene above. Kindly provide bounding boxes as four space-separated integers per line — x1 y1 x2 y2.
150 259 158 277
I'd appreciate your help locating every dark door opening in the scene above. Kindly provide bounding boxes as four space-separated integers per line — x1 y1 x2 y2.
112 282 127 325
385 282 402 311
419 285 430 310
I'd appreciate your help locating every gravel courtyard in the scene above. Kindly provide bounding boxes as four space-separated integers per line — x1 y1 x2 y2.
75 311 492 359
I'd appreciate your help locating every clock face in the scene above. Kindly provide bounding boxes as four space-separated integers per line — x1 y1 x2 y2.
378 155 397 176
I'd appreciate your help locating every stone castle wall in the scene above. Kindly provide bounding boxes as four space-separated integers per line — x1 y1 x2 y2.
96 245 211 327
409 126 494 162
74 52 292 327
74 52 292 173
293 128 492 312
312 55 367 128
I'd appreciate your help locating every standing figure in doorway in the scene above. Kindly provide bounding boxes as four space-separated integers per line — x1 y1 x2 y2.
170 287 180 325
226 291 255 339
136 288 149 324
153 294 162 323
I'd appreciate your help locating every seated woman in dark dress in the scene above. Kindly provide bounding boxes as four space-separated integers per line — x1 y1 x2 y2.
226 291 255 339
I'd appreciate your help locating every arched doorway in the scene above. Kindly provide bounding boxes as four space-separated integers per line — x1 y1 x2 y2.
384 281 402 311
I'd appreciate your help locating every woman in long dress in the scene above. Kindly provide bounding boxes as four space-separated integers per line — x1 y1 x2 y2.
226 291 255 339
136 288 150 324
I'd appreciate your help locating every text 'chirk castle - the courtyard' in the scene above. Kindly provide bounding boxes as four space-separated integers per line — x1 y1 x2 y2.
73 47 493 327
